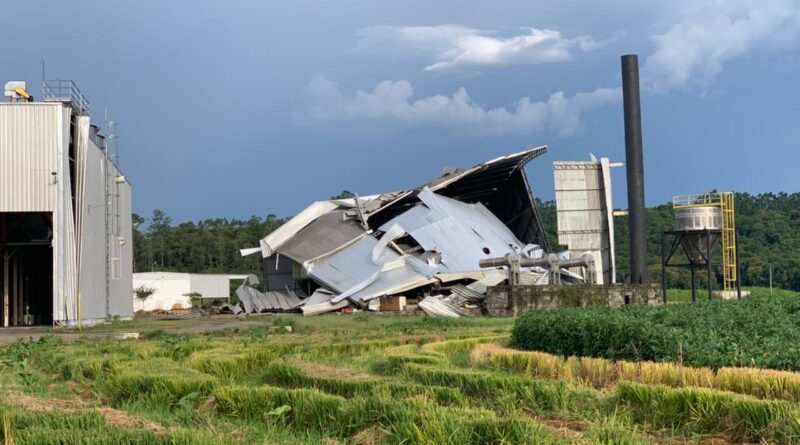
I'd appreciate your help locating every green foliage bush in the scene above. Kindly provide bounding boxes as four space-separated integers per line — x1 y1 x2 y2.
511 294 800 370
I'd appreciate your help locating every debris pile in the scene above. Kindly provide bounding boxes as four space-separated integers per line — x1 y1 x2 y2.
239 146 592 317
235 275 304 313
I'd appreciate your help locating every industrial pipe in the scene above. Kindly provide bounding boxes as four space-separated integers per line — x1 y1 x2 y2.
479 253 596 285
621 54 648 284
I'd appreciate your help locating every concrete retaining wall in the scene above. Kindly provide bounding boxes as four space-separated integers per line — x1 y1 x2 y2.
486 284 661 317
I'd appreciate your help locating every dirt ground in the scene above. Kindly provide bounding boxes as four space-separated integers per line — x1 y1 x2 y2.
0 313 283 344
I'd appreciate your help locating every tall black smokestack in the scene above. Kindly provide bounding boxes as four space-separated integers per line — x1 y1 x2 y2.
621 54 648 284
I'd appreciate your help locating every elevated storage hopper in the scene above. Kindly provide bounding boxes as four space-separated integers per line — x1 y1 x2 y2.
673 206 721 264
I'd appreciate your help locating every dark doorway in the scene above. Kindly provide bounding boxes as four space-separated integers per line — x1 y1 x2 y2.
0 212 54 326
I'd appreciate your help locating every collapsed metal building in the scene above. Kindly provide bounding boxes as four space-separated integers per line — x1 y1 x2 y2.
239 146 598 316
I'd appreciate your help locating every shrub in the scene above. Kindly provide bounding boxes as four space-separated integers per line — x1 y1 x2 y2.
133 285 155 302
511 294 800 370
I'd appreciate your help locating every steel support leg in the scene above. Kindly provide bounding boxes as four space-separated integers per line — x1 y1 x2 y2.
661 233 668 304
735 228 742 300
707 230 712 301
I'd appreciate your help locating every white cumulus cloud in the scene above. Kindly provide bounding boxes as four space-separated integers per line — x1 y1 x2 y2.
642 0 800 92
355 25 609 72
302 75 620 136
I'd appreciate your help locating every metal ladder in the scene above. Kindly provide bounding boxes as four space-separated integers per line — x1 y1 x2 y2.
720 192 737 291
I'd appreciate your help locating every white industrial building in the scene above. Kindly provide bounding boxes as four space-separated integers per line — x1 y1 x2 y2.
0 80 133 327
133 272 243 312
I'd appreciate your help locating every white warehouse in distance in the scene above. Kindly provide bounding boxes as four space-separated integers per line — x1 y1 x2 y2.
133 272 245 312
0 80 133 327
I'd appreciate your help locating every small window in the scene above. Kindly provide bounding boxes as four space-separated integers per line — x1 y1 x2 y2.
482 247 491 255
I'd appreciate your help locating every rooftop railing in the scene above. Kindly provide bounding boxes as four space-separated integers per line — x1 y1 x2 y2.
673 193 724 209
42 79 89 115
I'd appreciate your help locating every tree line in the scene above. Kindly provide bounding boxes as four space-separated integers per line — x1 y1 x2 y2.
134 191 800 291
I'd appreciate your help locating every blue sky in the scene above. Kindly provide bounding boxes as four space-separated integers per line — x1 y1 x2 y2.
2 1 798 223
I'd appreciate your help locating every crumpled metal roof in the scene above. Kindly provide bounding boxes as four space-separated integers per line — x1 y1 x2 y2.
277 210 366 264
331 256 436 304
364 145 550 250
306 235 400 293
379 187 525 272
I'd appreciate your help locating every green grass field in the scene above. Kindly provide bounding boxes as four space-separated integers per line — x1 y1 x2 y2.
664 286 792 303
2 307 800 444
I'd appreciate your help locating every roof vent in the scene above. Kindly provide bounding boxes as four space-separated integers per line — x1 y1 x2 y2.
4 81 33 102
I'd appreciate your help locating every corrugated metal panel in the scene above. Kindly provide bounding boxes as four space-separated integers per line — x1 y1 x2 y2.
276 210 366 264
77 119 108 321
553 160 614 284
302 289 349 315
0 103 63 212
109 174 134 318
600 158 617 284
52 105 74 323
59 105 79 324
71 119 135 322
307 236 399 293
341 259 434 303
259 201 340 257
379 188 525 272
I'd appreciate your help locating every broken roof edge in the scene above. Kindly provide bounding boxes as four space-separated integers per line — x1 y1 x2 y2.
428 145 548 192
363 145 548 226
256 193 401 258
258 200 341 257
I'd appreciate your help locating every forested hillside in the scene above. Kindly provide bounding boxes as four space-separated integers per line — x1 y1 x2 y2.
132 210 284 277
134 192 800 290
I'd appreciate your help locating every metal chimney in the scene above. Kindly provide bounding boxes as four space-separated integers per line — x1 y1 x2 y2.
621 54 648 284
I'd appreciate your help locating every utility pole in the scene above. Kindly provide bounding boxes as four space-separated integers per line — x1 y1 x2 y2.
769 266 773 295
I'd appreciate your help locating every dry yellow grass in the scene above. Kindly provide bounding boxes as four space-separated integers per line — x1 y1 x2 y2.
471 343 800 402
618 360 715 388
4 389 166 433
716 366 800 401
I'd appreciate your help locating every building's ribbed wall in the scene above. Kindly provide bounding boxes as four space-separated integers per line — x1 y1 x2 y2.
75 118 135 323
0 103 63 212
108 163 134 319
76 117 108 322
54 105 78 324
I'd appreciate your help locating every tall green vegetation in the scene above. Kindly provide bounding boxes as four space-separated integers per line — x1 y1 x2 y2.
511 291 800 370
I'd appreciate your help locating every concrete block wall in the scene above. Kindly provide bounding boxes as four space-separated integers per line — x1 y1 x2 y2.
486 284 661 317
